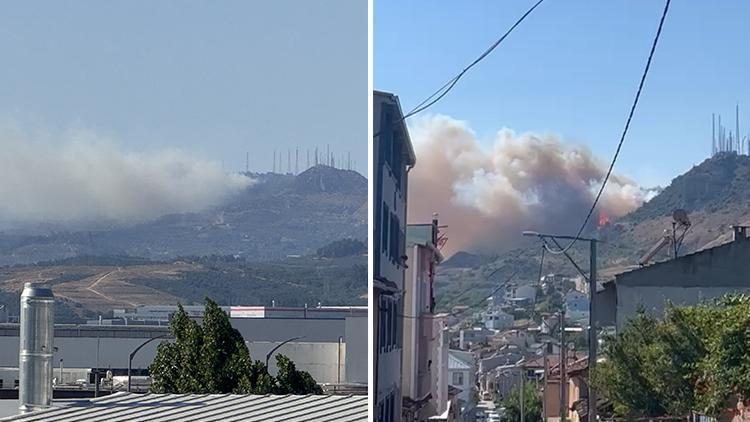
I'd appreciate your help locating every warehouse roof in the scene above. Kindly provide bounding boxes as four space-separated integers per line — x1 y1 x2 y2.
1 392 368 422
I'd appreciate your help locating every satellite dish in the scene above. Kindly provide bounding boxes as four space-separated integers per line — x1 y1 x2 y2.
672 209 690 226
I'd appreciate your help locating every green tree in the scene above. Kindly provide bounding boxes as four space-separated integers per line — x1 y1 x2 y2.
498 381 542 422
150 299 320 395
591 294 750 418
274 355 323 394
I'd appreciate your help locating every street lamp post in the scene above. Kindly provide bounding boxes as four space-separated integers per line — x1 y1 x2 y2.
128 334 169 393
265 336 305 368
523 230 598 422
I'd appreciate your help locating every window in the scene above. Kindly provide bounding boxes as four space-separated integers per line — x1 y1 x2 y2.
378 296 401 353
379 296 386 352
389 213 401 265
453 371 464 385
381 203 389 255
391 302 399 348
387 394 394 422
385 300 393 351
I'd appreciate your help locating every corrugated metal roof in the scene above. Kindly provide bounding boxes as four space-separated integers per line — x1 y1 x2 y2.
448 353 471 370
1 392 368 422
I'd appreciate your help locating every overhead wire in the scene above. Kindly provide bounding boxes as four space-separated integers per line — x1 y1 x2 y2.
399 270 517 320
373 0 546 139
544 0 672 255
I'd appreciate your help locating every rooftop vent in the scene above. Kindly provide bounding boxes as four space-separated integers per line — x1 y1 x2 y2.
18 282 54 413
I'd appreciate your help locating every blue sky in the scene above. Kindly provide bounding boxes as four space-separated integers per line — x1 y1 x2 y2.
0 0 367 174
375 1 750 188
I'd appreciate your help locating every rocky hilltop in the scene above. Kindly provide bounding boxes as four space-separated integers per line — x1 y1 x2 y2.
0 165 367 265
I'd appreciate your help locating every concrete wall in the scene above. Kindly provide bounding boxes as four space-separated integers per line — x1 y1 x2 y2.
403 243 434 402
248 341 345 385
0 317 360 383
617 285 750 328
614 235 750 328
229 317 346 343
425 315 448 419
0 335 162 370
344 316 367 384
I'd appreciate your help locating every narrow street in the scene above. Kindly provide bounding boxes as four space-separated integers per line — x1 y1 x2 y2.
475 399 503 421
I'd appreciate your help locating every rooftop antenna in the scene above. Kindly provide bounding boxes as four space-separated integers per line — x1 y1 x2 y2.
287 149 291 174
638 209 691 266
327 144 330 166
273 150 276 173
295 148 299 175
315 147 319 166
712 113 716 156
737 103 741 154
348 152 351 170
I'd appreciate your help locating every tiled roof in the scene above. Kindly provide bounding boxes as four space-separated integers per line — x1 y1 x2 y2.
2 392 368 422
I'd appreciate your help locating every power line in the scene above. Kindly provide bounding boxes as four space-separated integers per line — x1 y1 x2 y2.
545 0 672 255
374 0 546 138
445 265 509 306
399 271 517 320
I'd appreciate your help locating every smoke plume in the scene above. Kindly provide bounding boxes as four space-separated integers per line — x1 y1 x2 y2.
0 128 253 224
407 115 651 255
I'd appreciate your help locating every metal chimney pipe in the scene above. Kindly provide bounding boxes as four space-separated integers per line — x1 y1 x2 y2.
19 282 54 413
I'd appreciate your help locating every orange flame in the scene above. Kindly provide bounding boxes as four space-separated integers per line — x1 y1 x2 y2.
598 211 611 228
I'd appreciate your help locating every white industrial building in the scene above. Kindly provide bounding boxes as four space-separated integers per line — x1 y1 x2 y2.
106 304 365 325
0 312 367 391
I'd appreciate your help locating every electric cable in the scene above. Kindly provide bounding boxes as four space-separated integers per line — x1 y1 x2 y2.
373 0 546 139
544 0 672 255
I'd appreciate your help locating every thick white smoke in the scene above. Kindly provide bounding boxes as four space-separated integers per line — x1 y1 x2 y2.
407 115 650 254
0 128 253 224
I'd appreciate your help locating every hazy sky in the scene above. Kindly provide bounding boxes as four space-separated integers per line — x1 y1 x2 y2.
0 0 367 174
375 1 750 188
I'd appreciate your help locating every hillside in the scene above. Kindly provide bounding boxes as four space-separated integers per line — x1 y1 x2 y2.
0 252 366 323
0 165 367 265
435 153 750 309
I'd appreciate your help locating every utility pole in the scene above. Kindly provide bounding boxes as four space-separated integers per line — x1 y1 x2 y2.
543 343 549 421
588 239 598 421
518 368 526 422
560 308 566 422
523 230 598 422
